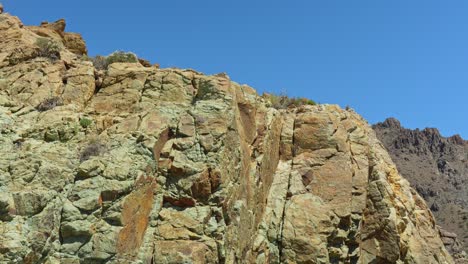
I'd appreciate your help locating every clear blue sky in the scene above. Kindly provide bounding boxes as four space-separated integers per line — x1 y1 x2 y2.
3 1 467 138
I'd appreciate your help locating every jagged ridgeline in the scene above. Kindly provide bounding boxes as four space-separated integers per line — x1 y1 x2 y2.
374 118 468 263
0 8 456 264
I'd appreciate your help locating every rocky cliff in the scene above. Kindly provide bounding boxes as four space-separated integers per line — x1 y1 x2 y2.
0 11 455 264
373 118 468 263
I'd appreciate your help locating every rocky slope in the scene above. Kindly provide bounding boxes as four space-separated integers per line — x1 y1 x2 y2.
0 10 455 263
374 118 468 262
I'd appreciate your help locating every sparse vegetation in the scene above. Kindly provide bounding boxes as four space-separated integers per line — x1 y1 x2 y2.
82 51 138 70
79 118 92 128
35 38 61 61
35 96 63 112
79 139 107 162
263 92 316 109
106 51 138 64
82 55 107 70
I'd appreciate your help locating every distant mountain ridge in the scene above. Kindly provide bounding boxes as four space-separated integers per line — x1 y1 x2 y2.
373 118 468 262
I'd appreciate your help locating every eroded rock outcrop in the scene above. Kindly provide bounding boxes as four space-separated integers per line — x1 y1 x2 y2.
0 11 455 263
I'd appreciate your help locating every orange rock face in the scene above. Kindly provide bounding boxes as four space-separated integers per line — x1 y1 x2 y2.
117 176 156 256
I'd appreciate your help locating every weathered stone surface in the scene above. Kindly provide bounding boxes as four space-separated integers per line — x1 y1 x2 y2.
154 240 218 264
116 176 156 259
63 32 87 55
0 12 455 264
41 19 66 34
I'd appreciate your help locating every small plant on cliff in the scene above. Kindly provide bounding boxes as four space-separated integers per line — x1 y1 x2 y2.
82 55 107 71
82 51 138 70
35 37 61 61
105 51 138 65
79 117 92 128
79 139 107 162
35 96 63 112
263 92 316 109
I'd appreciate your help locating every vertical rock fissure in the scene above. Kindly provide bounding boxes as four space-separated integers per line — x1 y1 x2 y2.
278 110 297 262
139 72 158 104
150 241 156 264
348 136 364 263
58 204 65 245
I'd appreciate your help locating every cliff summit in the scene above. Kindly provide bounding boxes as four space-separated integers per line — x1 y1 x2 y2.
0 10 456 263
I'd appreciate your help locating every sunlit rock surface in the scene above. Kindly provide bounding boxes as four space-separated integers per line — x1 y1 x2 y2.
0 11 454 263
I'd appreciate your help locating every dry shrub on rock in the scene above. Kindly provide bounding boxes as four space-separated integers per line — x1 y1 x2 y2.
35 96 63 112
263 92 316 109
35 37 61 61
79 139 107 162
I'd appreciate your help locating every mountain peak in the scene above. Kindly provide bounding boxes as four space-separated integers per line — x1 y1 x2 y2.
379 117 402 129
374 119 468 260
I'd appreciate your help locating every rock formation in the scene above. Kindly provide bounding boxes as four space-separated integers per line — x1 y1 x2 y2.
374 118 468 263
0 11 456 263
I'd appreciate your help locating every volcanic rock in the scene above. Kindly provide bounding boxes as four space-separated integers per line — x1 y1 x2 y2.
374 118 467 263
